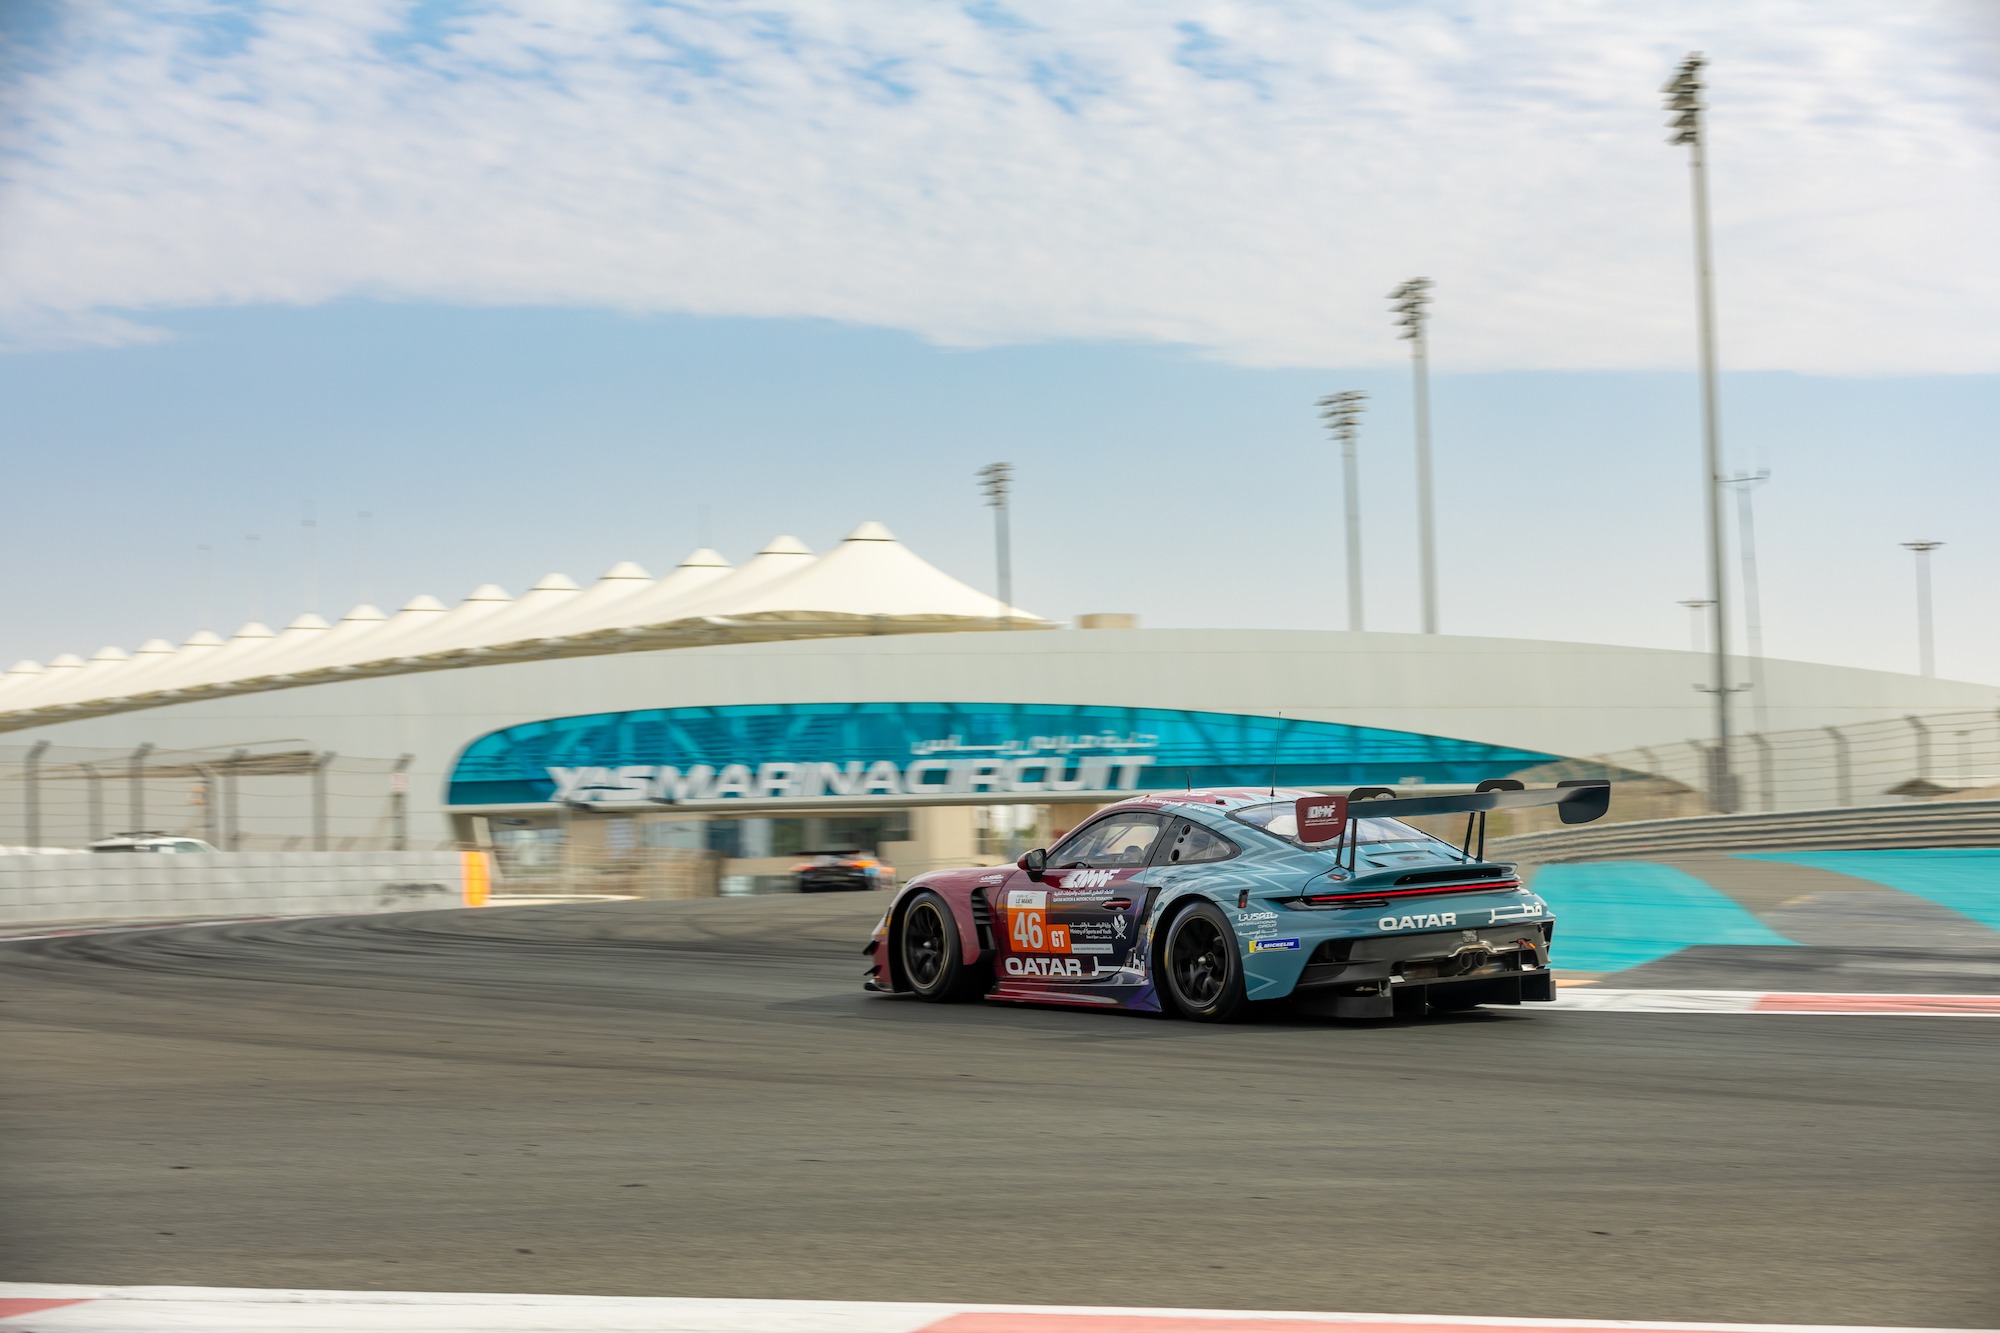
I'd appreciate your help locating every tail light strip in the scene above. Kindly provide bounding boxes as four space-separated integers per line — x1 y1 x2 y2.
1304 878 1522 905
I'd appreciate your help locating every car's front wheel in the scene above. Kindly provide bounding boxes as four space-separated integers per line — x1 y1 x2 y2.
1159 900 1249 1022
899 891 982 1001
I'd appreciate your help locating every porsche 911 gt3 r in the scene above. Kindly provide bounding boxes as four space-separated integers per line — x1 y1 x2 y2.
863 781 1608 1021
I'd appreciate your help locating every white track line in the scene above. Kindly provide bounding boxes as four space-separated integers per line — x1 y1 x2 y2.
1554 990 2000 1016
0 1287 1982 1333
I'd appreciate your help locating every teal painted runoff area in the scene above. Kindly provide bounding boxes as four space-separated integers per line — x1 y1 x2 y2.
1742 849 2000 932
1529 862 1796 973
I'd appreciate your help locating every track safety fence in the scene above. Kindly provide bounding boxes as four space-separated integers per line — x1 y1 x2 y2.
0 741 421 853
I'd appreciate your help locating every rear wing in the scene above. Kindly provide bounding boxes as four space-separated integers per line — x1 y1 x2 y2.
1298 779 1609 868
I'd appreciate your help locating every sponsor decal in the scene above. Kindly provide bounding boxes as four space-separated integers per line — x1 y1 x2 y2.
1006 889 1048 909
1058 869 1118 889
1066 920 1116 942
1052 888 1116 905
545 754 1158 804
979 873 1006 886
1004 955 1099 978
1070 943 1115 954
1379 912 1458 930
1488 900 1544 923
1295 795 1349 844
1248 937 1301 953
1236 909 1279 924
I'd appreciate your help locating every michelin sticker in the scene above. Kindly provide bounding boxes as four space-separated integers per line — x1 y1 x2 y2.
1248 937 1301 953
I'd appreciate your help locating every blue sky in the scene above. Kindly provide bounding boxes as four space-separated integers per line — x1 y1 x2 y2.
0 2 1996 682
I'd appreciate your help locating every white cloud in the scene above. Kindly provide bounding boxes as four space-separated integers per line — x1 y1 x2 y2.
0 0 1995 370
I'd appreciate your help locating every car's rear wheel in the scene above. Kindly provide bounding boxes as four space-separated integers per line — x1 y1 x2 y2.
1159 900 1249 1022
899 891 982 1001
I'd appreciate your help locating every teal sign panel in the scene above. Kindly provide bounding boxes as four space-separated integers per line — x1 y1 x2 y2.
445 702 1558 807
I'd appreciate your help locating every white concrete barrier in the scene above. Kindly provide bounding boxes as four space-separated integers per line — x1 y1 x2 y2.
0 851 491 928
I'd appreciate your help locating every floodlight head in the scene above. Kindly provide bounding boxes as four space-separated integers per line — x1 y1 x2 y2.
1316 390 1367 438
1388 277 1433 339
1664 52 1705 146
977 461 1013 506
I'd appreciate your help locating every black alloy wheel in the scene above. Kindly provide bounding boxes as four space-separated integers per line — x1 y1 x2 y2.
1160 900 1249 1022
899 891 982 1002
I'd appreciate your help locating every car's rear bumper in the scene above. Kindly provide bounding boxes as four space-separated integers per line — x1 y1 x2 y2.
1286 922 1554 1017
1292 969 1555 1017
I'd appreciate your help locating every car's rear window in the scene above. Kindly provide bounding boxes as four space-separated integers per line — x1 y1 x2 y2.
1230 802 1432 849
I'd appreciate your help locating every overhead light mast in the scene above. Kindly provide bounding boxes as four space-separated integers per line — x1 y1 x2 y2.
1902 541 1944 678
977 462 1014 629
1665 51 1738 813
1317 390 1368 632
1389 277 1438 634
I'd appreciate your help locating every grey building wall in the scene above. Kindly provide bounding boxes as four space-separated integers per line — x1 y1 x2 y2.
5 627 1994 844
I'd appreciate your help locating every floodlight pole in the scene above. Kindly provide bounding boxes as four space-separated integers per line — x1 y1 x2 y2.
1318 392 1368 631
1728 470 1772 736
1666 52 1736 812
978 463 1014 629
1678 598 1714 653
1902 541 1943 677
1390 278 1437 633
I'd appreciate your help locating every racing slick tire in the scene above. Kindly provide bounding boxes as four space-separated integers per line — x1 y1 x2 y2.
898 891 985 1002
1158 899 1250 1023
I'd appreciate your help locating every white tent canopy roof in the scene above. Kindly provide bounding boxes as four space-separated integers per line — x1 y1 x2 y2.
470 563 655 651
146 622 277 694
0 652 86 711
0 521 1046 720
700 522 1037 624
299 595 451 674
36 639 180 708
515 550 731 645
440 573 585 653
349 585 515 665
629 536 816 628
245 605 387 679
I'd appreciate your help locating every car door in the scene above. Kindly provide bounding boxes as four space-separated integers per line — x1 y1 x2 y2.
996 812 1168 994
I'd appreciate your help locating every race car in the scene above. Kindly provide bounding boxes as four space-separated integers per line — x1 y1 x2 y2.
863 780 1609 1021
793 850 895 893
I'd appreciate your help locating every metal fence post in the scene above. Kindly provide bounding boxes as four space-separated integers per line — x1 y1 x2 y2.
1749 733 1774 811
82 763 102 841
312 751 334 851
226 749 246 850
1906 715 1931 787
196 765 220 846
128 742 154 834
24 740 50 847
1824 726 1852 807
392 754 412 852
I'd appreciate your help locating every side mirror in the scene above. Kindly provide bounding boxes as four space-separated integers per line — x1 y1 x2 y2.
1017 848 1048 882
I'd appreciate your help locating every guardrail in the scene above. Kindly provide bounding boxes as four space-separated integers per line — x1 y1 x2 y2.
1490 799 2000 863
0 851 490 928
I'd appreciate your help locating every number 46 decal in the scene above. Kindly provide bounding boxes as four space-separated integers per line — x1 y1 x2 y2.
1006 893 1069 955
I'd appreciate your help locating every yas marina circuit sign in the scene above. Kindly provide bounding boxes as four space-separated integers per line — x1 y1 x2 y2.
444 703 1556 809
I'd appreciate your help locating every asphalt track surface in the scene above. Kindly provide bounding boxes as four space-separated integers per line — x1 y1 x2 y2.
2 897 1996 1327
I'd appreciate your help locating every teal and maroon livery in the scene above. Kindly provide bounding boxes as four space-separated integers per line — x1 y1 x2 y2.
864 781 1609 1020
